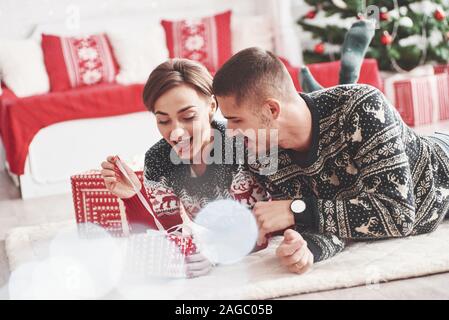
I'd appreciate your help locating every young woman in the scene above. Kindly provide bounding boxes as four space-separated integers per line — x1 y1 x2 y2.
100 59 267 278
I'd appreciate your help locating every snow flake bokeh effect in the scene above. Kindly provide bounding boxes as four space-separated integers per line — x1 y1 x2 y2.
193 199 258 265
8 223 124 299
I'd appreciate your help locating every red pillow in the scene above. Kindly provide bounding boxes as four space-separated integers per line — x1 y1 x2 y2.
161 10 232 73
41 33 119 92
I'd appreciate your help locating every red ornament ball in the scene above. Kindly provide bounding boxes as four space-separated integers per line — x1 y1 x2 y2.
306 10 317 19
314 43 325 54
381 31 393 45
380 11 390 21
434 8 446 21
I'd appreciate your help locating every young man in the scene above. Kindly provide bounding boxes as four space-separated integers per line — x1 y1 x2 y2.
213 47 449 275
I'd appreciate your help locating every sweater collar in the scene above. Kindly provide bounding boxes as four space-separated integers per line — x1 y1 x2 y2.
286 92 320 168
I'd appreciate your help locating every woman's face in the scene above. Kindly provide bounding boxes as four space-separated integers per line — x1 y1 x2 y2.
153 84 215 162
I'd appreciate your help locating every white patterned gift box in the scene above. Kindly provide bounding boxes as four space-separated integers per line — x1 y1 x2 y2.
124 231 196 279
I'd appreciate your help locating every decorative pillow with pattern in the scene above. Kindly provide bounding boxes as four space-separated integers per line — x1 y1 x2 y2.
161 10 232 73
41 33 119 91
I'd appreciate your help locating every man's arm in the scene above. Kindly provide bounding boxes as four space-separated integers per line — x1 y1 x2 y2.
297 86 416 240
275 229 346 274
253 199 346 262
301 232 346 262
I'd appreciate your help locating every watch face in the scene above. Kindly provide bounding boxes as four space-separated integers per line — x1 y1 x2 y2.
291 200 306 214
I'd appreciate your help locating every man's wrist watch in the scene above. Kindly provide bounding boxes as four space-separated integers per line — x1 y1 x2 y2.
290 199 307 231
290 199 306 214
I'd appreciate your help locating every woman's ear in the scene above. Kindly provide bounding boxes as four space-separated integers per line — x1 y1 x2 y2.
209 95 218 121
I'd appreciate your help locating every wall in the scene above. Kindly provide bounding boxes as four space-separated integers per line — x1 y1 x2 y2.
0 0 258 39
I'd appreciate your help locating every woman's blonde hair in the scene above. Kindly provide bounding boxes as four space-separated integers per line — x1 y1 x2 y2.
143 58 213 112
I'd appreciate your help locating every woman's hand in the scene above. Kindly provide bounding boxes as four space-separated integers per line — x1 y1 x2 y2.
276 229 314 275
100 156 142 199
185 251 214 278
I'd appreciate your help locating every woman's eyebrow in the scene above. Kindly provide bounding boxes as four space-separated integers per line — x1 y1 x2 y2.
154 105 198 115
177 105 198 113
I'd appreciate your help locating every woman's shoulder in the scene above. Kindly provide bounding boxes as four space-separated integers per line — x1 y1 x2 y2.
145 138 172 160
144 138 175 182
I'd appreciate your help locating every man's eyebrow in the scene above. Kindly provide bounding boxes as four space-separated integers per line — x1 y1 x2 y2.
154 106 198 115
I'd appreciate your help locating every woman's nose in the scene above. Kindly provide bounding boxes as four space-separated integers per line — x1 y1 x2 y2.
170 126 189 143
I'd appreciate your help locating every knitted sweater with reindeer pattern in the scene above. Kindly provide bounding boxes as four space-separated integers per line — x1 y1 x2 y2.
249 84 449 262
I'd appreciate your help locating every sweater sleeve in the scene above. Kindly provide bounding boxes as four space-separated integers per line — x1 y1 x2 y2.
297 86 416 240
301 232 346 263
121 184 158 233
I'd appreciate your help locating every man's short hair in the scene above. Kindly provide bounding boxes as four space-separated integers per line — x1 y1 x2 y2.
212 47 295 106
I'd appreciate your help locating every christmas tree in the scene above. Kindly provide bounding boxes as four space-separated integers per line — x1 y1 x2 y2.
298 0 449 71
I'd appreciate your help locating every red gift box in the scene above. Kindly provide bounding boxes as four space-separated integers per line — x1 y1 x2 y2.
71 170 144 237
394 73 449 126
71 170 197 257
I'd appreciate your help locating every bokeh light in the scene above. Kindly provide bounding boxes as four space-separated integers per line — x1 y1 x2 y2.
193 199 258 265
8 223 125 299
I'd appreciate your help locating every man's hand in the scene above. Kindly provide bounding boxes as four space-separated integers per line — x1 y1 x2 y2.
253 200 295 245
276 229 314 275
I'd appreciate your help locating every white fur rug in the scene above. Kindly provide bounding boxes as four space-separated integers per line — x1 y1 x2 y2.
5 220 449 299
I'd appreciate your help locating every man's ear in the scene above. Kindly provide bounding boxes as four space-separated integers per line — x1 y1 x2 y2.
263 98 281 120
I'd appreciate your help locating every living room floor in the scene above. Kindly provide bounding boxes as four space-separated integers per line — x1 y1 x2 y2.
0 120 449 299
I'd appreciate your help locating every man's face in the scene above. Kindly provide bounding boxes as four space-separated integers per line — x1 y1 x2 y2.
216 95 277 156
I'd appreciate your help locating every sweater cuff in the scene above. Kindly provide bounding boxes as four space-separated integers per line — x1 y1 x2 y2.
293 196 319 232
304 236 323 263
121 186 145 209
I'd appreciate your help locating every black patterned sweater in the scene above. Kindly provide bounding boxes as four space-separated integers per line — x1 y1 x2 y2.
248 84 449 262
